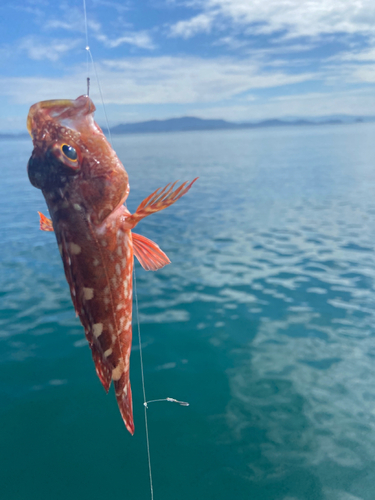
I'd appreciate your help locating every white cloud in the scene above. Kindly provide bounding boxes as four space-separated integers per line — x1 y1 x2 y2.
18 36 81 61
44 10 155 50
0 56 313 106
170 0 375 40
169 13 214 38
100 56 313 104
330 47 375 62
96 31 155 50
228 88 375 120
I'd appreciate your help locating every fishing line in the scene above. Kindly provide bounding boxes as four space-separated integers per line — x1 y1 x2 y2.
86 47 113 146
82 0 90 80
81 4 188 500
82 0 113 146
134 270 190 499
134 269 154 500
81 2 154 499
145 397 189 408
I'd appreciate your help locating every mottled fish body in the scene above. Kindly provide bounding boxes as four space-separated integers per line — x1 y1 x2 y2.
27 95 196 434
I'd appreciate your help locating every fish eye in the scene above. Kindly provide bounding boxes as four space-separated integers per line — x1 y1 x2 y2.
61 144 78 162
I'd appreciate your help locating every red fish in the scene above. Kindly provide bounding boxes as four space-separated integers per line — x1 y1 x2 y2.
27 95 197 434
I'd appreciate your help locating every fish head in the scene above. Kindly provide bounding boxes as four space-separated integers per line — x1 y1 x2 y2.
27 95 129 224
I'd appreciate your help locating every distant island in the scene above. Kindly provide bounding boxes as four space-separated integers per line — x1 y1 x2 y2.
0 132 29 140
1 114 374 139
110 116 346 135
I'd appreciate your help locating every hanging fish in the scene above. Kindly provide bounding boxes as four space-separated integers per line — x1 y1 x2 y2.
27 95 197 434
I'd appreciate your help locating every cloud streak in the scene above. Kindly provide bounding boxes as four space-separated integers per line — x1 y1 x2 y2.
170 0 375 40
96 31 156 50
18 36 81 61
0 55 314 105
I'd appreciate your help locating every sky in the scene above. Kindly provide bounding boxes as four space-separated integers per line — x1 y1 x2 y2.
2 0 375 131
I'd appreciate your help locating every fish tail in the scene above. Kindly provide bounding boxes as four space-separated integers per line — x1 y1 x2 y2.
114 372 134 435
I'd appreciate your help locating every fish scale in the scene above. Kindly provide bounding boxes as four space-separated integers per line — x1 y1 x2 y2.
27 94 197 434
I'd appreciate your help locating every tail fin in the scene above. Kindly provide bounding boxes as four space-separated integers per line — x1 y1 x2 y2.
114 373 134 435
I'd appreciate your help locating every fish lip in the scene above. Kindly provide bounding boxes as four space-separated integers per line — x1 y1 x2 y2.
27 95 96 139
27 99 73 138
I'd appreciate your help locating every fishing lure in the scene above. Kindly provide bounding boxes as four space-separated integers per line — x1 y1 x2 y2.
27 95 197 434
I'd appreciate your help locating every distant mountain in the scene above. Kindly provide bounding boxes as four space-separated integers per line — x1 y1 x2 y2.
111 116 239 134
110 116 348 135
2 114 374 138
0 132 29 140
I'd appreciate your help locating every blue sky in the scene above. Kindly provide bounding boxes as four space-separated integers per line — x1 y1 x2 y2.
2 0 375 131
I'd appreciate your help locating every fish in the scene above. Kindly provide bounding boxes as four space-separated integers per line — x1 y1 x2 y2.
27 95 197 434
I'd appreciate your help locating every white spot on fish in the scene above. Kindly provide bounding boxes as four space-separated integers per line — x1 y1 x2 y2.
83 287 94 300
117 246 122 256
124 383 128 396
69 243 81 255
122 258 127 269
112 364 123 381
101 240 107 247
104 297 110 306
116 263 121 276
93 323 103 338
74 204 82 211
104 286 109 295
104 348 113 358
116 303 124 311
125 319 131 331
93 258 99 267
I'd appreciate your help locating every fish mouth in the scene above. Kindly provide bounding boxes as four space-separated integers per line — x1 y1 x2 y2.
27 95 96 139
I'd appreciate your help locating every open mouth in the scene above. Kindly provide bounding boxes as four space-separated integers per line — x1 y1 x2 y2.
27 96 95 139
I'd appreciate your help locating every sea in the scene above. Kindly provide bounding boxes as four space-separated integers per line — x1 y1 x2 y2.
1 122 375 500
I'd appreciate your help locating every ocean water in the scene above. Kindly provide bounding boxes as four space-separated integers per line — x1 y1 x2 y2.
1 123 375 500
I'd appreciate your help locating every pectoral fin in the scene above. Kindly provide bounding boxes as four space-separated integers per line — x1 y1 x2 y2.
133 232 170 271
124 178 198 229
38 212 54 231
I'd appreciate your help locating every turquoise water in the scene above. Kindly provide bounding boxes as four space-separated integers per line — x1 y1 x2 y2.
2 123 375 500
